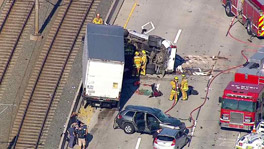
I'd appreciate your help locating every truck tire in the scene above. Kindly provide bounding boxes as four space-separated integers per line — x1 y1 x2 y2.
148 35 162 48
146 64 155 75
225 2 233 17
123 123 135 134
247 20 253 35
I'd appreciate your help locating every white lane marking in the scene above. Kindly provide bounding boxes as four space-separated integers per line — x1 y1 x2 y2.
191 120 197 137
0 104 16 106
218 135 241 146
236 132 241 143
219 140 236 146
135 137 141 149
141 22 155 34
237 133 240 140
0 106 8 115
174 29 182 44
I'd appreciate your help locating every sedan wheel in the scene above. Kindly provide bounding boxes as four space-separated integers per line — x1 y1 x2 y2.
123 123 135 134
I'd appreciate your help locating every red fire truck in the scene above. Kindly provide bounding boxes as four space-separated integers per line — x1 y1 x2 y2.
219 49 264 131
222 0 264 37
219 81 264 130
235 48 264 84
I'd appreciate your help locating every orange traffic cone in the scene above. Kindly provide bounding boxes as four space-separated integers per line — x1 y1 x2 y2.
252 124 256 133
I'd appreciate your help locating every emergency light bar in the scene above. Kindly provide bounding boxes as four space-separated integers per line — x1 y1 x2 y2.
226 94 253 99
231 84 259 90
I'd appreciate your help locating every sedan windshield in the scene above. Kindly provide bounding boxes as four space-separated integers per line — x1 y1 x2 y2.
156 111 169 122
221 99 256 112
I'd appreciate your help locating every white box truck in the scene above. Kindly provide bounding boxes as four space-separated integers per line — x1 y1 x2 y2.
82 24 124 108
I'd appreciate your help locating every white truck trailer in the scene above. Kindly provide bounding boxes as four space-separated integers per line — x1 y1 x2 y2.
82 24 124 108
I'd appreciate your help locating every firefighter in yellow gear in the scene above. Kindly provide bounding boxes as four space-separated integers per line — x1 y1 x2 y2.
133 51 142 76
141 50 147 75
92 13 103 24
181 74 189 100
169 76 180 101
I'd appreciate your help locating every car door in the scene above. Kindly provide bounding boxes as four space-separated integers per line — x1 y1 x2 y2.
133 112 146 132
146 113 160 134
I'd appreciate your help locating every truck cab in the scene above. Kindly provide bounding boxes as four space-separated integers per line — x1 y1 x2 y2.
219 81 264 131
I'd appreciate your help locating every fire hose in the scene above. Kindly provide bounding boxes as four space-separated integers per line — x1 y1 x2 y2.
164 14 263 131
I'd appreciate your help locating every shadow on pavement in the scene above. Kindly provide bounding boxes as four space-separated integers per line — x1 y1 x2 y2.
188 86 199 96
7 136 16 149
119 77 140 110
85 133 93 148
39 0 62 34
174 54 186 70
220 127 251 133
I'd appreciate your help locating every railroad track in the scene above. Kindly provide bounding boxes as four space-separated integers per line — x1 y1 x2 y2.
0 0 34 95
8 0 100 148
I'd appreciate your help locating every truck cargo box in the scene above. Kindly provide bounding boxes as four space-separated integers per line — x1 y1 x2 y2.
82 24 124 108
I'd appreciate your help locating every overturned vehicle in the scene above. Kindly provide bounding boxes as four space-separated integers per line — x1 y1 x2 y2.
124 29 177 76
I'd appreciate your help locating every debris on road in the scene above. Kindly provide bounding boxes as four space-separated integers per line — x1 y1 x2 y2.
176 54 230 76
184 67 210 76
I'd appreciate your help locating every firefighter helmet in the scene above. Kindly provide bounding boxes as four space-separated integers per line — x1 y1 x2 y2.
174 76 178 80
135 51 139 56
182 74 186 78
142 50 146 54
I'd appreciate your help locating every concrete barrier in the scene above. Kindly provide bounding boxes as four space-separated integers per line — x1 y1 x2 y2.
58 81 83 149
105 0 124 25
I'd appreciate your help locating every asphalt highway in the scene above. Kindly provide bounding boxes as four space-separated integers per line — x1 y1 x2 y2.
86 0 264 149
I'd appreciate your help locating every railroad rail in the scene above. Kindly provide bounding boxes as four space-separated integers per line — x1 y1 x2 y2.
0 0 34 86
8 0 100 148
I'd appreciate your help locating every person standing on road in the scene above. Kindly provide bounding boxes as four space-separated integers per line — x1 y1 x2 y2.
169 76 180 101
67 124 76 149
181 74 189 100
77 123 87 149
133 51 142 77
140 50 147 76
92 13 103 24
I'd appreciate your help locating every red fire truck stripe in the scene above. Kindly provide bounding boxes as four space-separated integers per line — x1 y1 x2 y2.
259 17 264 23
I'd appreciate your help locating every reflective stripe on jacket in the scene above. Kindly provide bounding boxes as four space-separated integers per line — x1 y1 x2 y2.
134 56 142 67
